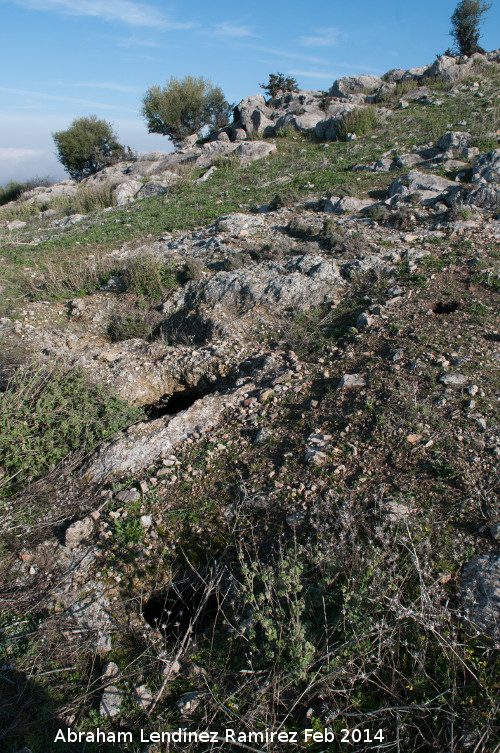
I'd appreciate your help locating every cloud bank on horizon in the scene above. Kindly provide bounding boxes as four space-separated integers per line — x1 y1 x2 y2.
1 0 499 184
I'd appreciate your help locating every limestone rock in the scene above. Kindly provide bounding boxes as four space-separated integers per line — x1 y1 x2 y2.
135 181 168 199
461 554 500 638
176 691 204 715
65 517 94 548
115 488 141 503
113 180 142 206
440 373 467 387
329 75 383 98
324 196 374 214
7 220 27 231
100 685 122 718
133 684 153 711
338 374 367 389
465 149 500 210
234 141 277 164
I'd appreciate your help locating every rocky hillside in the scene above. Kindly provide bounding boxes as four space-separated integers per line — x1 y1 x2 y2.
0 52 499 753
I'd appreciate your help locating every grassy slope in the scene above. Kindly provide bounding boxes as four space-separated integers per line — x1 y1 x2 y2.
0 64 499 752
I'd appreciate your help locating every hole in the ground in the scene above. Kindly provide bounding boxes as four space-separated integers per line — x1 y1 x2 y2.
432 300 460 314
144 386 208 420
142 578 220 640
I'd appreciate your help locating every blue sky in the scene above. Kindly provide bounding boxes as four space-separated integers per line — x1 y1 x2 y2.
1 0 498 185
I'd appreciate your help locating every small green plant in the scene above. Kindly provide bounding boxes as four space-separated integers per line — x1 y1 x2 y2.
287 216 314 239
107 310 161 342
122 255 178 302
335 107 377 141
268 188 299 210
237 543 316 680
113 515 144 544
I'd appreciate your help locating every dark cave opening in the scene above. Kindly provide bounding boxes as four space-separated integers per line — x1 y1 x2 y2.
432 300 460 314
144 386 209 420
142 578 221 640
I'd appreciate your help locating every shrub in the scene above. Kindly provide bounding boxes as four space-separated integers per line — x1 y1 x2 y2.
71 182 114 213
141 76 231 147
321 219 372 256
0 362 141 488
319 90 331 113
287 216 314 239
259 73 299 99
365 204 390 223
0 181 28 206
335 107 377 141
268 188 300 210
449 0 491 55
53 116 129 182
223 252 249 271
0 176 54 206
122 255 178 303
107 310 162 342
181 258 205 282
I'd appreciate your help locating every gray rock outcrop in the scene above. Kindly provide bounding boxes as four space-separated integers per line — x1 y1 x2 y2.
465 149 500 210
461 553 500 638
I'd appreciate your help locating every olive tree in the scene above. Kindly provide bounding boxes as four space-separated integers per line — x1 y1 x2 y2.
450 0 491 55
53 116 128 182
141 76 231 147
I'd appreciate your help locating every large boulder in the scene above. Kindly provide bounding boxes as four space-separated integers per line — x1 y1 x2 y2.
388 170 458 205
135 181 169 199
425 52 488 83
234 141 277 164
329 75 383 99
113 180 142 206
274 109 326 134
233 95 274 136
324 196 374 213
465 149 500 210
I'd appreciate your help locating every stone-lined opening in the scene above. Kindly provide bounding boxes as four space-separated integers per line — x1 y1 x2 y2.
142 578 220 640
144 386 209 420
432 301 460 314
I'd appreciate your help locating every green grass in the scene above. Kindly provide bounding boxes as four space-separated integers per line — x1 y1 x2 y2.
1 64 498 314
0 362 143 493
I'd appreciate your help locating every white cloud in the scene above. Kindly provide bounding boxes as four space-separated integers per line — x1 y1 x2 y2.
0 147 43 159
0 86 136 113
300 27 340 47
290 61 384 76
289 70 337 80
248 44 331 66
213 23 257 39
71 81 140 92
9 0 194 28
116 37 162 47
